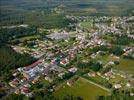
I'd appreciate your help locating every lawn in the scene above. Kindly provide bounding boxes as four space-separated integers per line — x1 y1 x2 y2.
80 21 93 29
54 77 110 100
109 74 127 85
114 58 134 74
83 74 108 85
96 54 119 64
96 54 134 74
16 34 40 42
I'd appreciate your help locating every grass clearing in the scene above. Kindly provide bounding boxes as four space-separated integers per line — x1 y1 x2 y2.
114 58 134 74
54 77 110 100
80 21 93 29
83 74 108 85
16 34 40 42
96 54 134 74
96 54 119 64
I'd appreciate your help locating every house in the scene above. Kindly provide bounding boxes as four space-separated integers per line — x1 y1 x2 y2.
68 67 78 73
88 72 96 77
9 79 19 88
21 86 30 95
126 83 131 87
60 58 69 66
15 89 21 94
32 76 40 84
67 81 74 87
45 76 53 82
58 72 65 79
108 61 115 65
24 84 31 88
130 93 134 96
114 84 122 89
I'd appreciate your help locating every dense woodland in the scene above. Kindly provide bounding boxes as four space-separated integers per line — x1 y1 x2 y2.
5 92 83 100
0 27 37 82
0 27 37 44
0 45 36 81
0 0 134 26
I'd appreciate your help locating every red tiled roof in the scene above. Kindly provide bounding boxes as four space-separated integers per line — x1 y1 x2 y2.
25 59 42 68
61 60 67 64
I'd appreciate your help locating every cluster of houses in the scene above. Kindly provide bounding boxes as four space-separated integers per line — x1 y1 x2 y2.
88 68 134 90
8 15 134 98
47 31 72 40
9 59 47 96
9 50 78 97
123 47 134 58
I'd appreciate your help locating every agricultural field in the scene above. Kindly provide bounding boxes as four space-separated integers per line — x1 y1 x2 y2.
54 77 110 100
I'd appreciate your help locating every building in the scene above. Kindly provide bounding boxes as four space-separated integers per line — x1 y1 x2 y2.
68 67 78 73
114 84 122 89
9 79 19 88
60 58 69 66
47 31 70 40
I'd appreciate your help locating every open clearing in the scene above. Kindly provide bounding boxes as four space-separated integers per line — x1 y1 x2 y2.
15 35 40 42
54 77 110 100
114 58 134 74
80 21 93 29
96 54 134 74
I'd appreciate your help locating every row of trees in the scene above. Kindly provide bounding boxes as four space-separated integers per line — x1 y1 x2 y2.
92 45 124 56
0 27 37 45
97 89 133 100
5 92 83 100
111 35 134 45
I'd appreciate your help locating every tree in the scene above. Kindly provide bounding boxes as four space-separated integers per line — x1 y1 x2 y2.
92 62 102 72
109 46 124 56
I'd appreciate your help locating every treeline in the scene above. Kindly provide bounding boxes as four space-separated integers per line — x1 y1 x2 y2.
0 27 37 45
112 35 134 45
77 61 102 72
0 45 36 81
0 26 38 81
5 92 83 100
97 89 134 100
91 45 124 56
0 10 73 29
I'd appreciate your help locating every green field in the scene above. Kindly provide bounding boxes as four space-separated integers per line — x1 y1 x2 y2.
96 54 119 64
114 58 134 74
83 74 108 85
96 54 134 74
80 21 93 29
16 35 40 42
54 77 110 100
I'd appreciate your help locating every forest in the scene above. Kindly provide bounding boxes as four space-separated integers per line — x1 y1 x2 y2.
0 27 38 81
0 0 134 26
0 45 36 81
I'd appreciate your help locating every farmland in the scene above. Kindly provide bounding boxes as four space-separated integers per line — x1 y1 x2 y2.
114 58 134 74
54 77 110 100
